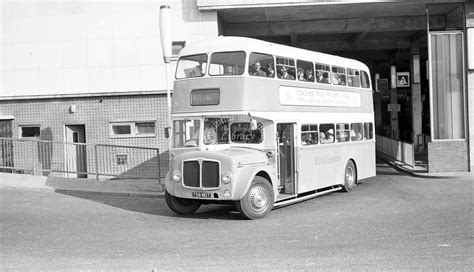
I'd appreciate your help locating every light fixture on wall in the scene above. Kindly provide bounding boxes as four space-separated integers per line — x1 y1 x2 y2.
69 104 77 113
412 54 420 83
390 65 397 89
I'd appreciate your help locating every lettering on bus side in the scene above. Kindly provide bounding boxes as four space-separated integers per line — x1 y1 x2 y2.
314 155 341 165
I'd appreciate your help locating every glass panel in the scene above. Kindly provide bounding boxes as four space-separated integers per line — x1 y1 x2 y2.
430 32 465 139
230 122 263 144
209 51 245 76
361 71 370 88
336 123 350 142
136 122 155 135
347 68 361 87
315 63 331 84
297 60 314 82
364 122 373 140
319 124 335 144
350 123 363 141
331 66 346 85
204 118 229 145
301 124 318 145
112 125 131 135
173 119 201 148
21 126 40 138
175 54 208 79
276 57 295 80
249 53 274 78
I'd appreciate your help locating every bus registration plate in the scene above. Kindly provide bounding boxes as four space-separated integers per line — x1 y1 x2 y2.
192 192 211 198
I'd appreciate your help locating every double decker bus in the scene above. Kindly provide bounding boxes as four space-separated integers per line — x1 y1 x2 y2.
165 36 375 219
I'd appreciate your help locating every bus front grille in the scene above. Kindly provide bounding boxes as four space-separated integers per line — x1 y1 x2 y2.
183 160 220 188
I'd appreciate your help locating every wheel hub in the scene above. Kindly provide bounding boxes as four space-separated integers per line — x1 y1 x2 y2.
249 185 268 211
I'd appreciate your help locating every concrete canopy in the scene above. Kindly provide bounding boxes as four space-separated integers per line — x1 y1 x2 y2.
199 0 467 57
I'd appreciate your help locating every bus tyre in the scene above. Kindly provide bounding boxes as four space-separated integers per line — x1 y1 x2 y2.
165 190 201 215
237 176 274 220
342 160 357 192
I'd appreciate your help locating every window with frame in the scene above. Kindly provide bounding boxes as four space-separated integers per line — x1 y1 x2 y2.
315 63 331 84
175 54 208 79
297 60 314 82
209 51 246 76
230 122 263 144
361 70 371 88
249 52 274 78
332 66 346 86
301 124 318 145
336 123 350 142
347 68 361 87
276 57 296 80
364 122 374 140
350 123 364 141
319 123 335 144
20 125 40 138
110 121 155 138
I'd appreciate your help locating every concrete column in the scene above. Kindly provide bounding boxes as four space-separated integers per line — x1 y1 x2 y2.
467 3 474 172
390 66 399 139
410 48 422 146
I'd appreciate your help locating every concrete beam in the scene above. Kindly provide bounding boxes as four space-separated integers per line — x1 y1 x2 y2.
296 38 413 52
226 15 446 36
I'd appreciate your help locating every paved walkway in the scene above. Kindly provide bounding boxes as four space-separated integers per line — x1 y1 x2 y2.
1 156 472 197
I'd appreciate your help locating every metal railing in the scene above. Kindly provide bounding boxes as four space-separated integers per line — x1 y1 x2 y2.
0 137 161 180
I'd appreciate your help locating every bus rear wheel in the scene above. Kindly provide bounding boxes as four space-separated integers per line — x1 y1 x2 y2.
165 190 201 215
342 160 357 192
237 176 274 220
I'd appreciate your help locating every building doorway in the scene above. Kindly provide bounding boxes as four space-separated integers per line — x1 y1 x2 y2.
65 125 87 178
0 120 14 173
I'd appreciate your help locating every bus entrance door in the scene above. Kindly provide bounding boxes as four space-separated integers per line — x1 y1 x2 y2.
277 123 295 195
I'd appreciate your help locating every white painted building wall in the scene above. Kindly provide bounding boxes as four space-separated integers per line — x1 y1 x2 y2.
1 0 218 97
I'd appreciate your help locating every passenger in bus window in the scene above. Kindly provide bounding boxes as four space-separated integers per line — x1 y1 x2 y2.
204 122 217 144
304 68 314 82
326 129 334 143
267 63 275 78
251 62 267 77
320 132 326 143
316 71 329 83
279 66 294 80
297 68 305 81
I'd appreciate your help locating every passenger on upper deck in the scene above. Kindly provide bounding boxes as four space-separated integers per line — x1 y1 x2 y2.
267 63 275 78
279 66 295 80
304 68 314 82
297 68 305 81
251 62 267 77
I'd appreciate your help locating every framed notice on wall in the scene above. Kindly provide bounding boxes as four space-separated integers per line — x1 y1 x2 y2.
396 72 410 88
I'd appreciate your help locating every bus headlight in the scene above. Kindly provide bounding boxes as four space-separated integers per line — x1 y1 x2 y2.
221 171 232 184
223 189 231 198
172 170 182 182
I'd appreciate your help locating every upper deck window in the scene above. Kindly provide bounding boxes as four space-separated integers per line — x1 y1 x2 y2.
347 68 361 87
331 66 346 86
176 54 208 79
315 63 331 84
297 60 314 82
249 53 274 78
361 71 371 88
276 57 296 80
209 51 245 76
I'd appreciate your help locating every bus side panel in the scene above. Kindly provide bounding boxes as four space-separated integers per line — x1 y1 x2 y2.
297 146 320 193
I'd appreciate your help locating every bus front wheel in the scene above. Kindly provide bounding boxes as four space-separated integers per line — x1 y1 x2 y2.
237 176 274 220
342 160 357 192
165 190 201 215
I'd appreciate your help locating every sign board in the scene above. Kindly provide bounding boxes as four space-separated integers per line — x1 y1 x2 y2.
396 72 410 88
190 89 220 106
387 104 401 112
279 86 361 108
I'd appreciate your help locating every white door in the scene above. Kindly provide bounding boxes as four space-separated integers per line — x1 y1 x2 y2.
65 125 87 178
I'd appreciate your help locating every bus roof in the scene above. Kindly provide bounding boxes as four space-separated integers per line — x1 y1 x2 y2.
179 36 370 72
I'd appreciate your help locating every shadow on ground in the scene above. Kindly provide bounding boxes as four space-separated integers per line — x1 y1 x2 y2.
56 190 243 220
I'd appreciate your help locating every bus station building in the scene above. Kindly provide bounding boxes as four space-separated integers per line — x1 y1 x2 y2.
1 0 473 174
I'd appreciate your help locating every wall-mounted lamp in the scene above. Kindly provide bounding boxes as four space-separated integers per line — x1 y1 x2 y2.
69 104 77 113
412 54 420 83
375 73 380 92
390 66 397 89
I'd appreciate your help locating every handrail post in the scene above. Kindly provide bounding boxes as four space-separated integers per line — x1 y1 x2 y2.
95 144 99 180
